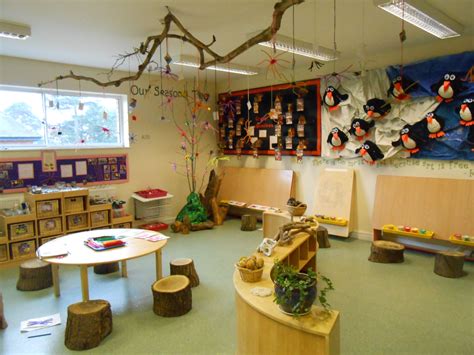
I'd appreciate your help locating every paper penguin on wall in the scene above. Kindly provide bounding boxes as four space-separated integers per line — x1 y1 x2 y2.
326 127 348 150
431 73 466 103
457 98 473 126
363 98 391 118
387 75 417 100
323 86 349 112
349 118 375 141
423 112 445 138
392 124 422 154
355 140 384 165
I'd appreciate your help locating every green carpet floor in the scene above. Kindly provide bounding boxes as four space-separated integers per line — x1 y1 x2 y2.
0 219 472 354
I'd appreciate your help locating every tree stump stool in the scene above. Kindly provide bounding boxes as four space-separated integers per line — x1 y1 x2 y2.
241 214 257 231
17 259 53 291
368 240 405 263
0 292 7 330
94 262 119 275
152 275 192 317
316 226 331 248
170 258 200 287
434 251 465 278
65 299 112 350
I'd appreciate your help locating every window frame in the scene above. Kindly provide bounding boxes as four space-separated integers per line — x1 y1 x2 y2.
0 84 129 151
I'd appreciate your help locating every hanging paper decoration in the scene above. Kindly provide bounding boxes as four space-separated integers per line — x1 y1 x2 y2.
431 73 466 103
78 102 84 111
296 140 305 163
128 98 137 113
257 50 290 81
228 111 234 128
129 132 138 144
48 99 54 108
236 138 244 159
235 97 242 115
103 111 108 120
392 125 421 154
275 95 282 115
363 98 391 118
387 75 417 101
101 127 111 136
327 127 348 151
323 86 348 111
458 98 473 126
285 127 294 149
132 115 138 121
423 112 445 138
296 96 304 112
253 94 262 114
228 131 235 149
349 118 375 141
297 115 306 137
355 140 384 165
236 117 244 136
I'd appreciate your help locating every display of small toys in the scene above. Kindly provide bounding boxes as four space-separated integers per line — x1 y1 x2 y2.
257 238 278 257
449 233 474 247
382 224 434 239
315 214 348 226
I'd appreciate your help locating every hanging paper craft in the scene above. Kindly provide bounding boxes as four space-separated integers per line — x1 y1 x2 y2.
275 95 282 115
387 75 417 101
228 112 234 128
327 127 348 151
297 115 306 137
423 112 445 138
355 140 384 165
253 94 262 114
275 123 282 137
236 118 242 136
349 118 375 141
236 139 244 159
431 73 466 103
252 139 262 159
392 125 421 154
296 140 305 163
323 86 348 111
296 96 304 112
363 98 391 118
228 131 235 149
458 98 473 126
236 98 242 115
128 98 137 113
257 50 290 81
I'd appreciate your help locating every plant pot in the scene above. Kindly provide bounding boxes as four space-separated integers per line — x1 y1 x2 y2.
274 273 317 316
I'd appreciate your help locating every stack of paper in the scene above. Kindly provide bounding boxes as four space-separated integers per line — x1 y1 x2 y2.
20 314 61 333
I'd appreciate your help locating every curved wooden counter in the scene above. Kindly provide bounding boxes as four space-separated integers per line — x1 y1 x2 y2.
234 233 340 355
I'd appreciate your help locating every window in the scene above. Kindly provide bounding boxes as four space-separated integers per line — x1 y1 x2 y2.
0 85 129 150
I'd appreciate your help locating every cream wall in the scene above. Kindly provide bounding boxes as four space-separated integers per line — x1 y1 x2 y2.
217 36 474 238
0 55 217 221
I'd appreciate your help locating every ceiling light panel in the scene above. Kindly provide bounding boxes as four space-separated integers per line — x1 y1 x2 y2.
0 21 31 40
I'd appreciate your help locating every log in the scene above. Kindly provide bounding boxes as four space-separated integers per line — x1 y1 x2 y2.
152 275 192 317
65 300 112 350
0 292 7 330
16 259 53 291
190 220 215 231
241 214 257 231
368 240 405 263
94 262 119 275
316 226 331 248
434 251 465 278
212 198 229 225
202 170 221 217
170 258 200 287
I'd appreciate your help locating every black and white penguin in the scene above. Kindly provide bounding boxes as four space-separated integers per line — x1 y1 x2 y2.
363 98 391 118
392 125 421 154
423 112 445 138
349 118 375 141
387 75 417 101
458 98 473 126
431 73 466 103
327 127 348 151
323 86 349 112
355 140 384 165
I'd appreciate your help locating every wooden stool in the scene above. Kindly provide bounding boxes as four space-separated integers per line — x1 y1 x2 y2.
152 275 192 317
17 259 53 291
368 240 405 263
65 300 112 350
0 292 7 329
94 262 119 275
434 251 465 278
316 226 331 248
170 258 200 287
241 215 257 231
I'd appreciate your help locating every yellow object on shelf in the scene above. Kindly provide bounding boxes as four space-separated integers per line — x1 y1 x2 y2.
315 216 348 226
449 235 474 247
382 224 434 239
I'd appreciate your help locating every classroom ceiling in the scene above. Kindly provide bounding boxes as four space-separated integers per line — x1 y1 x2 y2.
1 0 473 79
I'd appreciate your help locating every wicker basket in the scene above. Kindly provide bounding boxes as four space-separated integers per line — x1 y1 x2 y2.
235 265 264 283
286 204 307 216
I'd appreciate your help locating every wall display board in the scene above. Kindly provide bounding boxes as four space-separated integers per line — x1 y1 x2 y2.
218 79 321 157
0 154 128 192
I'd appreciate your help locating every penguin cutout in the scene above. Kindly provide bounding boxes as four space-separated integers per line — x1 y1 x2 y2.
423 112 445 139
326 127 348 151
430 73 466 103
392 124 422 154
363 98 391 118
355 140 384 165
349 118 375 141
323 86 349 112
387 75 417 101
457 98 473 126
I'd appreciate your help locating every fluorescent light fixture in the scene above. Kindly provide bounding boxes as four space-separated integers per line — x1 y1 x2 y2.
0 20 31 40
172 55 258 76
374 0 463 39
250 32 339 61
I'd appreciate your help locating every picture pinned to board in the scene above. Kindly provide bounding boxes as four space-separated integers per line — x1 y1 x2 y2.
41 151 57 172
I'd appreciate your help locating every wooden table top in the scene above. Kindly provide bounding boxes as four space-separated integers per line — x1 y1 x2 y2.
36 229 167 266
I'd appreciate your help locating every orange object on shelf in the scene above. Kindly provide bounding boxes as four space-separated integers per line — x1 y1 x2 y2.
139 222 169 232
135 189 168 199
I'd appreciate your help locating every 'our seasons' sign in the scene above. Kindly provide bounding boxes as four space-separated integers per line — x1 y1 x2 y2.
130 85 188 97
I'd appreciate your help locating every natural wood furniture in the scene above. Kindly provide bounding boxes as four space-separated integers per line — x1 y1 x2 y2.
152 275 192 317
316 226 331 248
36 228 167 301
0 292 7 329
373 175 474 261
434 251 465 278
240 215 257 231
65 299 112 350
368 240 405 263
170 258 200 287
93 262 120 275
16 258 53 291
234 235 339 355
263 211 293 238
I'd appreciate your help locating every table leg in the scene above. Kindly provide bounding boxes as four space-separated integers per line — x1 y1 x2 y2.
52 264 60 297
80 265 89 302
121 260 128 278
155 249 162 280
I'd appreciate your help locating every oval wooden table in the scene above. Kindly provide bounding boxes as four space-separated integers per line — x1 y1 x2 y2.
37 229 167 301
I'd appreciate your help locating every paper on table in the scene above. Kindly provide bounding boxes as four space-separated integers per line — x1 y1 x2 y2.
37 244 69 259
20 313 61 333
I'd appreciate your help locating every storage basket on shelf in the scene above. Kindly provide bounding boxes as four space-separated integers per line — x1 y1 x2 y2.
235 265 264 283
286 204 307 217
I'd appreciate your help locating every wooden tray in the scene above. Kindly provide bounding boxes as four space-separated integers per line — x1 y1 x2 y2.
316 217 348 226
449 235 474 247
382 224 434 239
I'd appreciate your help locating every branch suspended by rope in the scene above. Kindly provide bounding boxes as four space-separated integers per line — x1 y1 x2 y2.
38 0 305 88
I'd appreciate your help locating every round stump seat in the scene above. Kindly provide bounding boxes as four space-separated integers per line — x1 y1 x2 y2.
0 292 7 329
434 250 465 278
368 240 405 263
316 226 331 248
17 259 53 291
94 262 119 275
152 275 192 317
241 214 257 231
170 258 200 287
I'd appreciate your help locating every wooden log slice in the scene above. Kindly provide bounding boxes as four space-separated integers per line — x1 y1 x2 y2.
65 299 112 350
94 262 120 275
368 240 405 263
241 214 257 231
434 251 465 278
0 292 7 329
16 259 53 291
170 258 200 287
152 275 192 317
316 226 331 248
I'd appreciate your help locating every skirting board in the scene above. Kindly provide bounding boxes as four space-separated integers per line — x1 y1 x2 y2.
349 231 372 241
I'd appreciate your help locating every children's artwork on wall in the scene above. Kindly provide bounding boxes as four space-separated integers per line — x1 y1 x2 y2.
218 79 321 157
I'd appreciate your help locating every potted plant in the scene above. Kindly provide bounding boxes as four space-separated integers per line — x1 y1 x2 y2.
272 260 334 316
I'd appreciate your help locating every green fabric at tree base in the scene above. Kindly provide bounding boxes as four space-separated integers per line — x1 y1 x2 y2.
176 192 208 224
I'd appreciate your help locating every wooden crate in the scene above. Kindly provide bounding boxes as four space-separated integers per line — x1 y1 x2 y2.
36 199 60 218
90 210 110 227
38 217 63 236
113 222 132 228
9 221 35 240
40 236 57 245
10 239 36 260
0 244 8 262
67 213 88 231
64 196 86 214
